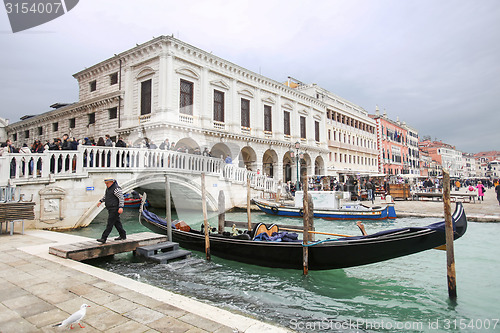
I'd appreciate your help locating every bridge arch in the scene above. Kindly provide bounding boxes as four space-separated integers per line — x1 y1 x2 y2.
2 146 279 230
76 171 220 228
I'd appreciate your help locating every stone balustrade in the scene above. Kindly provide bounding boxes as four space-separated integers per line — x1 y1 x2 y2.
0 145 278 193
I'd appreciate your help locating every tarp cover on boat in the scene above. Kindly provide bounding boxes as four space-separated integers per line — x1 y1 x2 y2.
141 209 176 229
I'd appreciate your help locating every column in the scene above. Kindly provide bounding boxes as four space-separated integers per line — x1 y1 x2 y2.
122 66 134 127
231 78 238 132
200 67 210 128
157 49 168 117
165 51 175 117
275 95 283 137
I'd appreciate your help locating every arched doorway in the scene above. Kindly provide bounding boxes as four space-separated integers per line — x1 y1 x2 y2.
314 156 325 175
262 149 278 178
282 151 293 183
300 153 311 178
239 146 257 170
210 143 231 161
173 137 200 154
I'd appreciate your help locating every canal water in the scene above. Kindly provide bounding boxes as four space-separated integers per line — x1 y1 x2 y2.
62 207 500 332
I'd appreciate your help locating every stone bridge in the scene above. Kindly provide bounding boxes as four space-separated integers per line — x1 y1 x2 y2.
0 146 278 230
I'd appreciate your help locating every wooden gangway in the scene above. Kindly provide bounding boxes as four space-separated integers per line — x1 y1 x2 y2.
49 232 168 261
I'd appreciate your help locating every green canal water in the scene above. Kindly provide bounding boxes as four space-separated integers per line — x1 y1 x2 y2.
62 207 500 332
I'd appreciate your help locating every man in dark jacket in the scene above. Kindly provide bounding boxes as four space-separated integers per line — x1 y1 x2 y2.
96 179 126 243
61 134 71 150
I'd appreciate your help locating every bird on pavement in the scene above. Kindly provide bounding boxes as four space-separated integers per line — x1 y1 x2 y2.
53 304 90 329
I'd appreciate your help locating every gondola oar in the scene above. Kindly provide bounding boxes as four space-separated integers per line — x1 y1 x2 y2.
356 221 368 236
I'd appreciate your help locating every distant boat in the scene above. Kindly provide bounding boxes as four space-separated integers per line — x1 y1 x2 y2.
124 197 149 208
139 196 467 270
253 192 396 220
124 192 149 208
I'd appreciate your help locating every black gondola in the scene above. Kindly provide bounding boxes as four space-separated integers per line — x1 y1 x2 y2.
139 199 467 270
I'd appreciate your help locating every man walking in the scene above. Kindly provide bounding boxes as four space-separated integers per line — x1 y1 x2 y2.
366 178 374 203
96 178 126 243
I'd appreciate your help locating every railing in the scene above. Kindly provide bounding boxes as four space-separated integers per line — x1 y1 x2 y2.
0 146 278 193
0 186 20 202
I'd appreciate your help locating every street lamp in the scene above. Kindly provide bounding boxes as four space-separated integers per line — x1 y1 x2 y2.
295 141 301 191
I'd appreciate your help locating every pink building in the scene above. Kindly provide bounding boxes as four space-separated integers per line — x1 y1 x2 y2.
370 109 409 176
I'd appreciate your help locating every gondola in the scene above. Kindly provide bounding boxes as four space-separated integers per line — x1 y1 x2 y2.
124 191 149 208
124 197 149 208
139 198 467 270
253 198 397 220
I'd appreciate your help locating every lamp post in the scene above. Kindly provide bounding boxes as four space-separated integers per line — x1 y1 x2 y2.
295 141 301 191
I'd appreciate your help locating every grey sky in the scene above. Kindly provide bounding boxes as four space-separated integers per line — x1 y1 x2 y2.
1 0 499 153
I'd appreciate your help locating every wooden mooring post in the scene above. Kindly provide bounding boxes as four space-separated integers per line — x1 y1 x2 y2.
218 190 225 234
201 173 211 261
247 177 252 231
443 169 457 299
164 175 172 242
302 172 314 275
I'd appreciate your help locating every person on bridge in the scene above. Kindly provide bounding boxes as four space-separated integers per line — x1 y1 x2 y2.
96 179 126 243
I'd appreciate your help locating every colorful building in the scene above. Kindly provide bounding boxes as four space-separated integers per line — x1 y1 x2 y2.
419 140 463 177
370 108 409 176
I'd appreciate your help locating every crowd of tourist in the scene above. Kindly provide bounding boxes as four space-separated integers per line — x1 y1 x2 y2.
1 134 236 178
0 135 217 157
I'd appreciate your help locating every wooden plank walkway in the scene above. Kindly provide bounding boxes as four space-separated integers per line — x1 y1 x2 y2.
49 232 168 261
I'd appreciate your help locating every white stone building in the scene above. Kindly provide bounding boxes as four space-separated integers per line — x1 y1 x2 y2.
461 153 476 178
487 160 500 179
403 123 420 176
6 36 329 184
4 36 380 185
0 117 8 143
289 81 378 177
438 147 464 177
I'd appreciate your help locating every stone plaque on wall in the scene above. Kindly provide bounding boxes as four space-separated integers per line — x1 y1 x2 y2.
39 187 65 224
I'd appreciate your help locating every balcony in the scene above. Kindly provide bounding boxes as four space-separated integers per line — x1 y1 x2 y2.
138 114 151 124
213 121 225 131
241 126 251 135
179 114 194 124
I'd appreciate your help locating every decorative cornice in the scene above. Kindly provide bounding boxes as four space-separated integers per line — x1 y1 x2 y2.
210 79 230 90
7 91 122 130
175 67 200 80
136 67 155 80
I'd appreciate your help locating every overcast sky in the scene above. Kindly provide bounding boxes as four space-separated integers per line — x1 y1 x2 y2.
1 0 499 153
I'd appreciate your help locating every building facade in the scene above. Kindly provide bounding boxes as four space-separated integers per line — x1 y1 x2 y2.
419 140 464 177
370 108 410 176
461 153 477 178
5 36 336 185
403 123 420 176
288 80 378 177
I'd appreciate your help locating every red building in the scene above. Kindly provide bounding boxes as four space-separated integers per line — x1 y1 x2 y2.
370 109 409 176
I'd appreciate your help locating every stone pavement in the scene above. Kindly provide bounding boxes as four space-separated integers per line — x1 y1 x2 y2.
0 231 289 333
388 188 500 222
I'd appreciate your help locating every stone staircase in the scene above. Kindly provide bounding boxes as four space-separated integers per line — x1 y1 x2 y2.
135 241 191 264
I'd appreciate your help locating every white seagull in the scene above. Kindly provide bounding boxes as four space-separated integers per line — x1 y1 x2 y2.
53 304 90 329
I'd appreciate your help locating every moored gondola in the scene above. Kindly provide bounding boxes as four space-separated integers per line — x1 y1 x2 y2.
139 198 467 270
253 197 396 220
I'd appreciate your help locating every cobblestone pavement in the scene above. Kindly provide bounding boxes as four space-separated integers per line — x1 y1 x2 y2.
0 231 289 333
